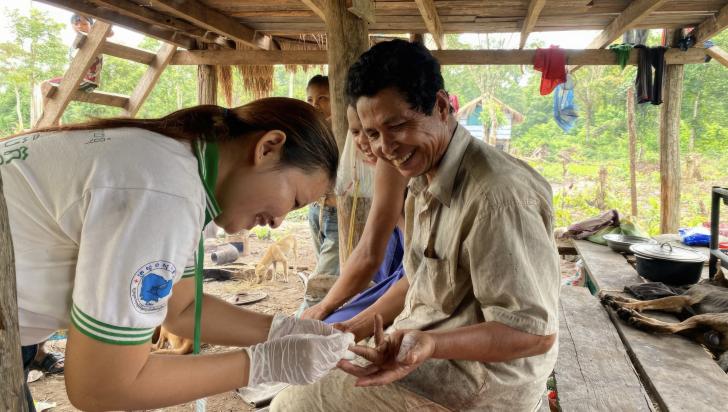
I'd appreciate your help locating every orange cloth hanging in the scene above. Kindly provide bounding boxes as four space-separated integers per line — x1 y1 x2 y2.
534 46 567 96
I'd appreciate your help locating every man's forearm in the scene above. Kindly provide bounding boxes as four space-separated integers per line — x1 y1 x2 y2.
167 293 272 347
428 321 555 363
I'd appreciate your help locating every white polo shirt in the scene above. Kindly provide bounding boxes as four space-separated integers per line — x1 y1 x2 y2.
0 127 216 345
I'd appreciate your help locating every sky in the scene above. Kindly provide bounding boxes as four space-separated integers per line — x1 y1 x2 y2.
0 1 601 50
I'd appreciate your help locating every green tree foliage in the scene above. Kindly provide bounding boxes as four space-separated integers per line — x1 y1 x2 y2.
0 8 66 133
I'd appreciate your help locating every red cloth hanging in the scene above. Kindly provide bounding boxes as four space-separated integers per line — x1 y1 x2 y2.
534 46 567 96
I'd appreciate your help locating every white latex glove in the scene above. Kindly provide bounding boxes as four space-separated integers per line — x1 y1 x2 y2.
245 332 355 386
268 313 338 340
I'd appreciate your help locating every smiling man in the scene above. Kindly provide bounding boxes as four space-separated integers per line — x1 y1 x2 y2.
271 39 560 412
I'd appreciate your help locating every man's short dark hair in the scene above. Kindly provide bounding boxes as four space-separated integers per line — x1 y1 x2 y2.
307 75 329 89
346 39 444 114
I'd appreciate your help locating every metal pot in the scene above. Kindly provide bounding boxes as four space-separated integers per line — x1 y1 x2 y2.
629 242 706 286
603 234 655 254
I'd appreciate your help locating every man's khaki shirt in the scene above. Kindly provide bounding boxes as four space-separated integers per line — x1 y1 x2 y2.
392 125 560 411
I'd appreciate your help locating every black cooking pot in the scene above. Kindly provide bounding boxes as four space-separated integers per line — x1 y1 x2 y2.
629 242 707 286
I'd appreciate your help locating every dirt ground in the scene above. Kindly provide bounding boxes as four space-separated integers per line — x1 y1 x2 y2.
28 217 579 412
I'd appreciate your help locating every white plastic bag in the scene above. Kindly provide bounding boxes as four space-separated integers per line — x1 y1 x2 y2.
334 130 374 199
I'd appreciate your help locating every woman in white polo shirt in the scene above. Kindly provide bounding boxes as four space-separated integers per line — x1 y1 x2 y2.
2 97 353 411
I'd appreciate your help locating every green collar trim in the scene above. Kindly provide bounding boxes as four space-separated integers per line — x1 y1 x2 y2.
193 139 222 225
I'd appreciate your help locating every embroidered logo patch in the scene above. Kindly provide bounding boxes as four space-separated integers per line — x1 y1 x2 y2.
130 260 176 313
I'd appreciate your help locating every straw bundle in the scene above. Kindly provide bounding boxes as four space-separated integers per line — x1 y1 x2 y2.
234 40 274 99
278 34 327 73
216 65 234 107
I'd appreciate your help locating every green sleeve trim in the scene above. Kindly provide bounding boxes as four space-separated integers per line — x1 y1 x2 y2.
70 304 155 345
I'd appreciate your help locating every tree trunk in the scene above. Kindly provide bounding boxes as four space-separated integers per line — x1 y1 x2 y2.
627 87 638 217
288 71 295 98
0 173 28 412
14 85 24 132
324 0 371 266
659 30 684 234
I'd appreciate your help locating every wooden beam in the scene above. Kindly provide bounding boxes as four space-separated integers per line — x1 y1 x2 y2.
101 41 157 65
695 3 728 43
124 43 177 117
706 46 728 69
520 0 546 49
587 0 669 49
0 178 27 411
36 21 112 127
301 0 326 21
170 48 708 66
414 0 444 49
347 0 375 24
659 30 684 234
90 0 206 38
150 0 270 49
41 83 130 109
36 0 197 49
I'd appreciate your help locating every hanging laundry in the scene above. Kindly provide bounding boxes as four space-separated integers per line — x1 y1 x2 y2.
634 45 666 105
553 75 578 133
448 93 460 113
608 44 634 70
534 45 567 96
704 40 715 63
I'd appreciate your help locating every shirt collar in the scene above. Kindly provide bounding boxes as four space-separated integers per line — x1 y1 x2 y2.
192 139 222 225
408 123 470 207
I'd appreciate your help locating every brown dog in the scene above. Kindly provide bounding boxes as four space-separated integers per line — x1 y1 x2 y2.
601 267 728 370
151 326 193 355
255 234 298 283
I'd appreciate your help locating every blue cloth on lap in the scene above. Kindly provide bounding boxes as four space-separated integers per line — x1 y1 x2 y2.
324 228 405 324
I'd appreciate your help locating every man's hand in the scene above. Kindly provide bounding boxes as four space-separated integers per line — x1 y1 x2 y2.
301 303 331 321
337 315 435 387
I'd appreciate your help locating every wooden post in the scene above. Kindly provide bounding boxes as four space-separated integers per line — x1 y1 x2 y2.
659 30 684 233
0 175 27 411
197 44 218 106
410 33 424 44
35 21 112 127
627 86 638 217
324 0 371 265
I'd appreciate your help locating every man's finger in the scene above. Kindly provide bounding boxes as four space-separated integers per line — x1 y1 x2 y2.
348 344 384 364
374 314 384 346
337 359 380 377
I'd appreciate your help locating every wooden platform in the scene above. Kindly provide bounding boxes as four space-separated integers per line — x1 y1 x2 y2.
557 285 653 411
571 240 728 412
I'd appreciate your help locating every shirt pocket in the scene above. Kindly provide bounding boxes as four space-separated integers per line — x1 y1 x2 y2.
413 256 457 314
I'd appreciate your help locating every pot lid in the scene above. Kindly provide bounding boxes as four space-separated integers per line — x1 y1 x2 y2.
630 242 707 263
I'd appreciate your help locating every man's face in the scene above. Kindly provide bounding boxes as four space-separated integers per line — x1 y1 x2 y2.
356 87 450 178
306 84 331 119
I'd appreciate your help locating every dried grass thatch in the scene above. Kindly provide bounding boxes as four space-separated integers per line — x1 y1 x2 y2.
216 65 234 107
278 34 327 73
234 40 274 99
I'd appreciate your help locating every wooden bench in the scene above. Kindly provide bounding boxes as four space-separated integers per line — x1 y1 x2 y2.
556 285 652 411
574 240 728 411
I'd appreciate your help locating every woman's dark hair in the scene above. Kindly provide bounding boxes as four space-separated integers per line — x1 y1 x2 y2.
307 74 329 89
30 98 338 181
346 39 443 114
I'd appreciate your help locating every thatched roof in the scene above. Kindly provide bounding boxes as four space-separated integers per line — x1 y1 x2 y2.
457 95 525 125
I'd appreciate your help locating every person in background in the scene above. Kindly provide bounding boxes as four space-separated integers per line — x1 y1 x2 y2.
301 103 408 324
45 14 111 93
305 75 341 286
